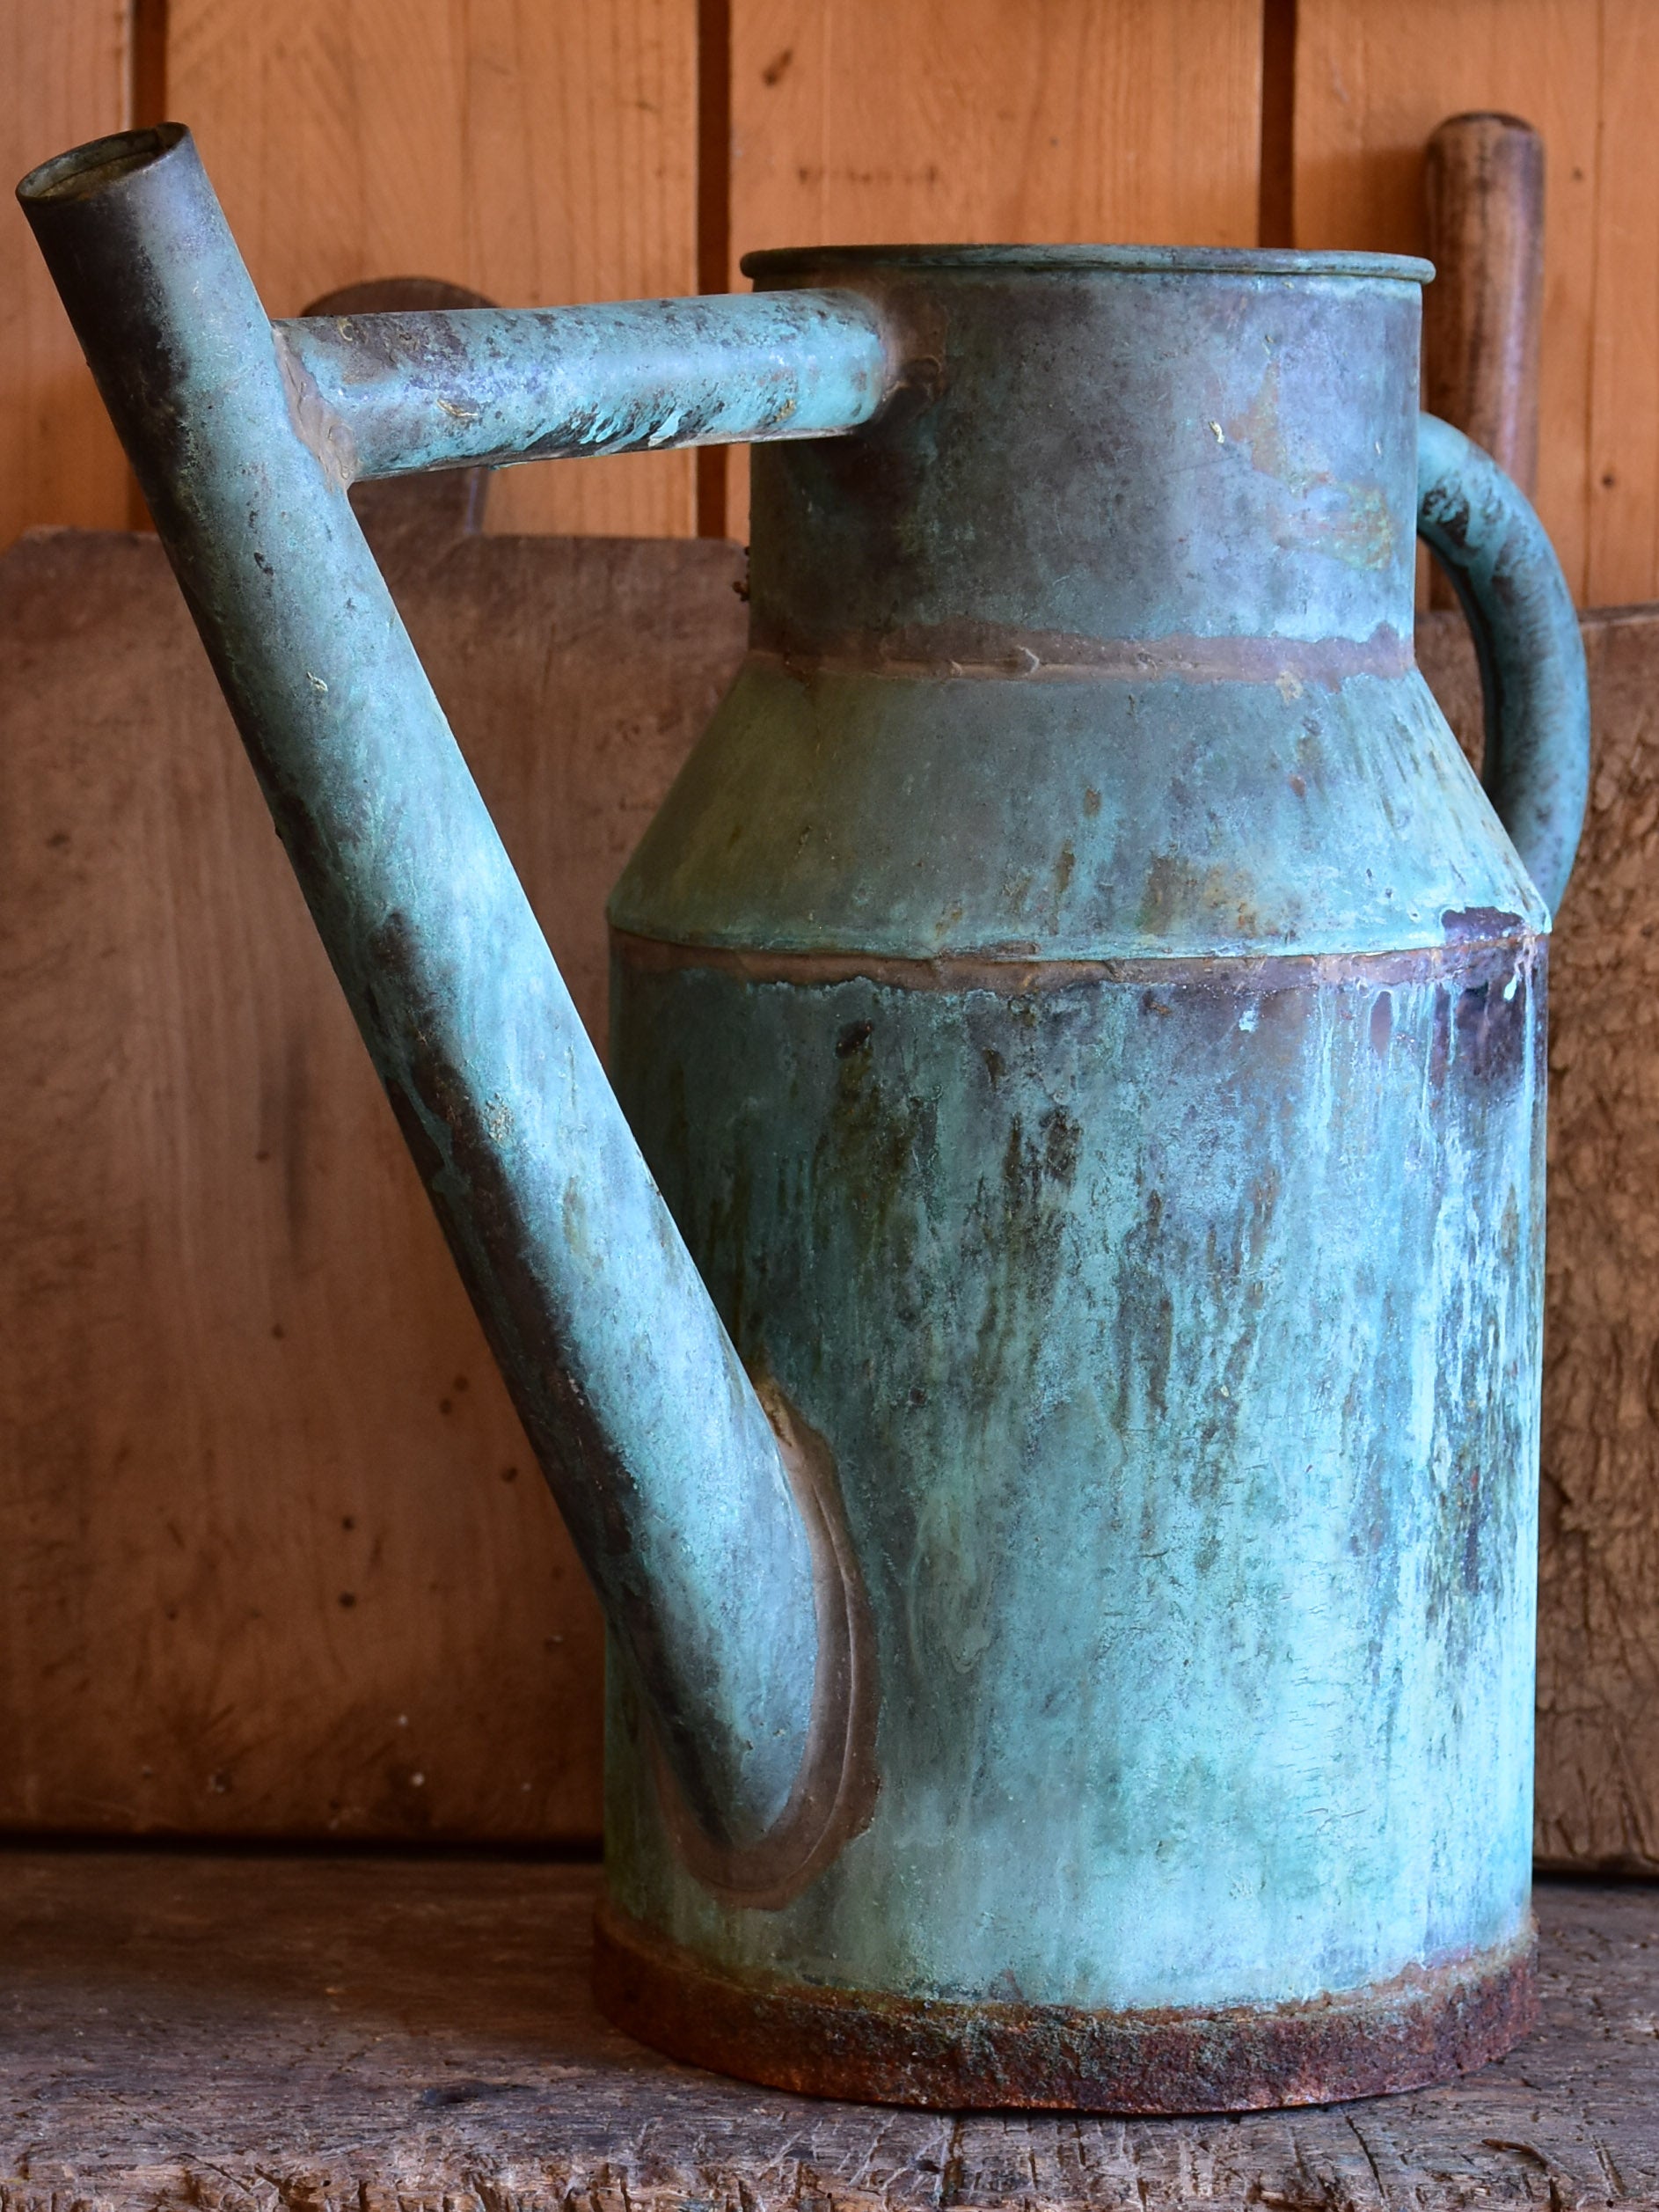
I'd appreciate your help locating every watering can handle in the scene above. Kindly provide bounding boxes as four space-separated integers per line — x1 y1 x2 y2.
1416 411 1590 914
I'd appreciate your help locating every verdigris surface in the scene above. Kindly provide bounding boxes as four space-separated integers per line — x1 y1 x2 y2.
20 128 1587 2109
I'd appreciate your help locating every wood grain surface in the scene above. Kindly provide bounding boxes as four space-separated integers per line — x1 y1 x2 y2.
14 0 1659 603
0 1850 1653 2207
1291 0 1659 613
729 0 1263 256
1419 606 1659 1874
1580 4 1659 613
164 0 700 539
0 519 747 1843
0 0 131 552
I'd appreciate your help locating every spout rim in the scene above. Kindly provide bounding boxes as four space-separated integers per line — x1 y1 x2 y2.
18 122 190 206
743 241 1435 286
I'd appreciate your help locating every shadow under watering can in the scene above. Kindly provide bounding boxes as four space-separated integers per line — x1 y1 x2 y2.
19 123 1589 2112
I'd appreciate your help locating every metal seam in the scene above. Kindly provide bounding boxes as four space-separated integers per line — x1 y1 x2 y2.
611 929 1541 995
740 631 1415 685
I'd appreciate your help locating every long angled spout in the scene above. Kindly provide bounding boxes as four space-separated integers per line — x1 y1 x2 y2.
18 125 885 1883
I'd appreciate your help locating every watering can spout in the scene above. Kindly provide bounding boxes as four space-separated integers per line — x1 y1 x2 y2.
18 124 885 1891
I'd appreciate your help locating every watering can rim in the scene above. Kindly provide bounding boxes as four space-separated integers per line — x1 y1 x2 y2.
743 241 1435 285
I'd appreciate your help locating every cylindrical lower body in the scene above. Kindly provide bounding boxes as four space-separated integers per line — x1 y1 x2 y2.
600 929 1545 2109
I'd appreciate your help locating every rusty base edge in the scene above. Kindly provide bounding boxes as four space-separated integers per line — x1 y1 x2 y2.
592 1898 1537 2112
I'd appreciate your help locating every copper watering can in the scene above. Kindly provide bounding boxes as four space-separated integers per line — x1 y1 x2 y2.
20 126 1590 2112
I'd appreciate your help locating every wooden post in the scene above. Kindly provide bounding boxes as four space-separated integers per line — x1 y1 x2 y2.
1423 112 1546 607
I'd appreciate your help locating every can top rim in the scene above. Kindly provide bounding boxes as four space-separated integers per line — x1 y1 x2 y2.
742 243 1434 285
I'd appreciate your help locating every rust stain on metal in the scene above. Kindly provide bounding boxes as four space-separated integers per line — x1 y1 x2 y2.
593 1900 1538 2113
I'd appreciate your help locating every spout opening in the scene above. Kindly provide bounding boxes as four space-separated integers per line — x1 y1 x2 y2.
18 122 188 206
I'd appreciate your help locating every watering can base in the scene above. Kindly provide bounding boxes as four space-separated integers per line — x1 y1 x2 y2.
591 1901 1536 2111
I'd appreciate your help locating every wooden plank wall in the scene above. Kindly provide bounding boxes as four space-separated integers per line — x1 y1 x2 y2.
1291 0 1658 613
1 4 130 540
9 0 1659 606
0 522 747 1846
166 0 701 538
6 0 1659 1846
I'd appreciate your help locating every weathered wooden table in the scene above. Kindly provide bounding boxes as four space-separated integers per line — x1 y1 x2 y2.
0 1853 1653 2209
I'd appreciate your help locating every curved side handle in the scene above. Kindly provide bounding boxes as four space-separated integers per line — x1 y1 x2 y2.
1417 411 1590 915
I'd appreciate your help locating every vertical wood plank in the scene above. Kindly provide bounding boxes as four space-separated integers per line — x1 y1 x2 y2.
166 0 700 538
725 0 1263 536
1292 0 1602 604
0 0 130 547
1583 2 1659 607
732 0 1261 258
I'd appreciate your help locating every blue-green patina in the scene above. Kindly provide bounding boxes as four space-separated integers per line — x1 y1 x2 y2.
19 128 1589 2106
598 245 1575 2032
608 944 1544 2007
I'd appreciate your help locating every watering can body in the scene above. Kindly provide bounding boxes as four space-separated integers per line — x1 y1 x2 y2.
20 131 1589 2112
603 249 1569 2104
